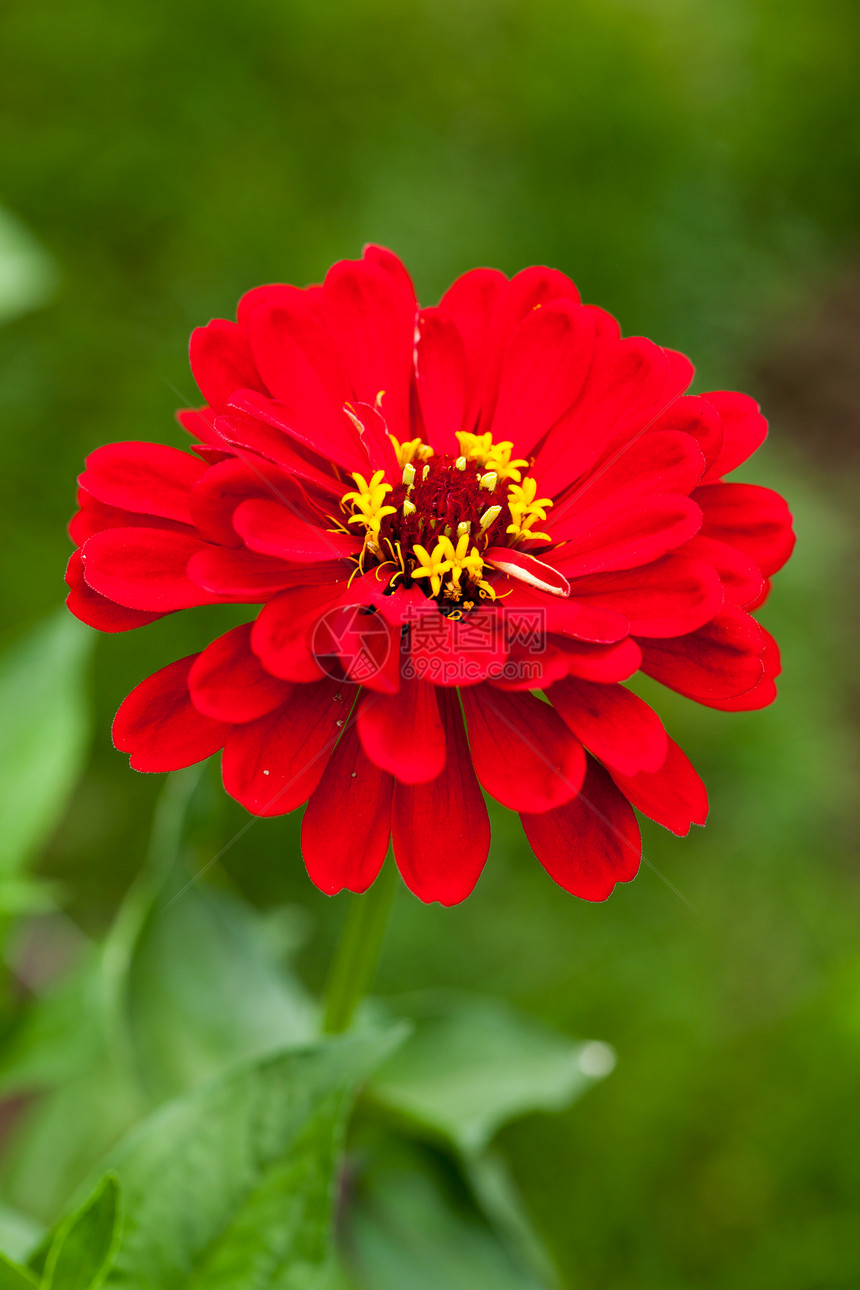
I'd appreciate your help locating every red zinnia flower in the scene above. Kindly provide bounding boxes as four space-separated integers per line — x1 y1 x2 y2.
67 246 794 905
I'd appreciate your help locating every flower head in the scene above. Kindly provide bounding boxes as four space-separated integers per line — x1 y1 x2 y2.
67 246 795 905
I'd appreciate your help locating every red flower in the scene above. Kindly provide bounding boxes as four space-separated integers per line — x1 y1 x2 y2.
67 246 794 905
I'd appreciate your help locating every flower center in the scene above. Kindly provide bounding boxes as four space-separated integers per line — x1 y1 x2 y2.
339 432 553 611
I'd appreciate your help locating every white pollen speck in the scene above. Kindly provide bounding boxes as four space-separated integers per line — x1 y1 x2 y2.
351 771 357 778
336 720 344 727
262 769 270 776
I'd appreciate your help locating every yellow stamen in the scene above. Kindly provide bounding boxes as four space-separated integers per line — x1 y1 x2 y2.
506 476 553 542
411 540 453 598
438 533 485 593
479 504 502 532
391 435 433 467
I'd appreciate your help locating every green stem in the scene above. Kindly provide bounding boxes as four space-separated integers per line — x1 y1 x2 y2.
322 860 398 1035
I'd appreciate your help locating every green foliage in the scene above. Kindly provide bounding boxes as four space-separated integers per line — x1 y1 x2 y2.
39 1174 121 1290
0 614 92 913
0 1253 37 1290
99 1031 402 1290
340 1134 547 1290
0 207 57 326
0 772 317 1220
369 992 613 1155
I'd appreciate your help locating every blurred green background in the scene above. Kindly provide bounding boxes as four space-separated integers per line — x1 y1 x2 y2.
1 0 859 1286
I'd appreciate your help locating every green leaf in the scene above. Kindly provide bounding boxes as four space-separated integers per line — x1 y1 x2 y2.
368 991 615 1155
0 207 57 325
0 1205 42 1265
39 1175 121 1290
0 773 317 1220
339 1133 547 1290
124 882 316 1102
0 1252 37 1289
100 1029 405 1289
0 613 92 881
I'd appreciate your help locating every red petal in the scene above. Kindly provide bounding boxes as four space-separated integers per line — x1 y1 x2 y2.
323 256 415 443
652 395 723 473
302 720 394 895
113 656 231 772
610 738 708 835
189 455 314 548
705 626 781 711
567 555 724 637
176 405 221 448
66 549 166 632
498 580 628 644
521 757 640 901
247 288 349 403
414 307 468 453
227 390 366 475
695 482 795 577
639 605 765 703
233 498 360 563
438 267 508 430
344 400 401 480
548 677 667 776
188 623 292 723
462 685 585 812
392 689 489 904
357 678 446 784
556 429 705 514
237 282 321 329
534 337 671 498
549 494 703 577
680 535 765 608
211 412 344 494
700 390 767 481
80 442 205 525
488 642 571 691
81 528 226 611
189 319 263 408
187 547 331 599
363 244 418 308
221 677 355 816
251 581 349 682
584 304 621 348
69 493 194 546
555 636 642 682
476 266 581 433
489 301 595 457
